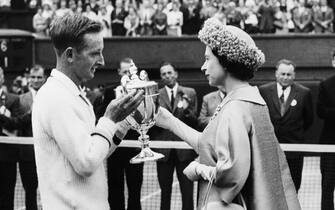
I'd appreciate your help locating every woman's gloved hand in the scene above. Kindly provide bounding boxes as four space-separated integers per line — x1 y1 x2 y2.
155 107 175 130
195 163 216 181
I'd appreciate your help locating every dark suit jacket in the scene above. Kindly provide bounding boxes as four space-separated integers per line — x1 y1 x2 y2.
150 85 198 162
317 75 335 144
18 91 34 161
0 92 21 162
0 91 35 161
259 82 314 144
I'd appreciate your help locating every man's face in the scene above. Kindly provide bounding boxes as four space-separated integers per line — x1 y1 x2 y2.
332 56 335 68
160 64 178 88
118 61 132 77
72 32 104 83
30 69 45 90
275 63 295 87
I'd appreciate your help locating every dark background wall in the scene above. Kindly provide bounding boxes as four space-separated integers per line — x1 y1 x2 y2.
1 33 334 143
33 35 335 144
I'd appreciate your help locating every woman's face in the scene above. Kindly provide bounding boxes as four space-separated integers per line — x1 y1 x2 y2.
201 46 226 87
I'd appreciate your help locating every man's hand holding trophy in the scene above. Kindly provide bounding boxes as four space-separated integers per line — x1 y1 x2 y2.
116 60 164 164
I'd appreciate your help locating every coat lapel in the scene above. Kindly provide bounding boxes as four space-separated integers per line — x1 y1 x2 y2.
270 84 281 115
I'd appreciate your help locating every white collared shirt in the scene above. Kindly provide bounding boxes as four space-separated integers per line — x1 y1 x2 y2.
219 91 226 100
165 83 179 101
277 83 291 102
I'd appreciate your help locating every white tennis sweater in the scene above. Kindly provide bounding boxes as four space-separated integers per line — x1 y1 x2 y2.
32 70 118 210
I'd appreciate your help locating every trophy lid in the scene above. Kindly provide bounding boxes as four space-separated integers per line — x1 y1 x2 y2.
126 80 157 89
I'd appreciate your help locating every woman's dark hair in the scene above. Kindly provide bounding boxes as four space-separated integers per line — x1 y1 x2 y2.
212 48 254 81
50 14 102 56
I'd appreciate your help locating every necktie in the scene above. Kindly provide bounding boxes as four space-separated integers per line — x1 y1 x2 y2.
170 89 174 108
279 86 286 116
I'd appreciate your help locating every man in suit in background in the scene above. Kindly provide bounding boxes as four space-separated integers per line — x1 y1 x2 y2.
317 49 335 210
0 65 46 210
93 57 143 210
17 65 45 210
0 67 21 210
259 59 314 193
197 86 225 130
151 62 197 210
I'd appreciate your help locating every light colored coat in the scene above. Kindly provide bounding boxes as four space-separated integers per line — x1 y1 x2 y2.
184 86 301 210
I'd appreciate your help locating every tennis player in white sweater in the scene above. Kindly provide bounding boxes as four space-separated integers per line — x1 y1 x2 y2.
32 14 144 210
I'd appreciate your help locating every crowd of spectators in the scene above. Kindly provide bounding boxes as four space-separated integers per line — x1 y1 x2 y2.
1 0 329 37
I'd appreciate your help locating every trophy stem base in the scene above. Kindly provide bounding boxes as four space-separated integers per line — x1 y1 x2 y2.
130 144 164 164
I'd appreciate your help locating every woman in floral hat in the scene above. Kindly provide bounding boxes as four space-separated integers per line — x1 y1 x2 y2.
155 17 301 210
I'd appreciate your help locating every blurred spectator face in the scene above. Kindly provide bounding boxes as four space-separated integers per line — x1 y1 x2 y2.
128 6 136 15
187 0 195 6
160 64 178 88
143 0 151 8
115 0 123 8
100 6 107 15
52 2 58 11
157 2 164 11
172 2 179 11
320 0 327 6
275 63 295 87
69 0 77 10
60 0 67 8
162 0 169 6
42 3 51 11
85 4 92 12
118 61 132 77
332 55 335 68
30 68 46 91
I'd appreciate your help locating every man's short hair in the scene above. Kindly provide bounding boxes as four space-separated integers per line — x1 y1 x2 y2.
276 59 296 70
119 57 133 66
49 14 102 56
30 64 45 74
159 61 177 71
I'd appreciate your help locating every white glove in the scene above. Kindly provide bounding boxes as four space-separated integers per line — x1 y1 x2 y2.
155 107 175 130
195 163 216 181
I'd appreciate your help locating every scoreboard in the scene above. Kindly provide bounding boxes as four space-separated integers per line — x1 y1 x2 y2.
0 29 34 72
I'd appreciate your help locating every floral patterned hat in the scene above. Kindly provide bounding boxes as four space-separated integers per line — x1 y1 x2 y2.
198 17 265 71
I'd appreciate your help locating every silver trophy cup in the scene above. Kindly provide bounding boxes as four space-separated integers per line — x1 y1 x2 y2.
124 70 164 164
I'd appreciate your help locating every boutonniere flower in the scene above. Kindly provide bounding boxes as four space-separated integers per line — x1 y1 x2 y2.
177 100 183 108
291 99 297 106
